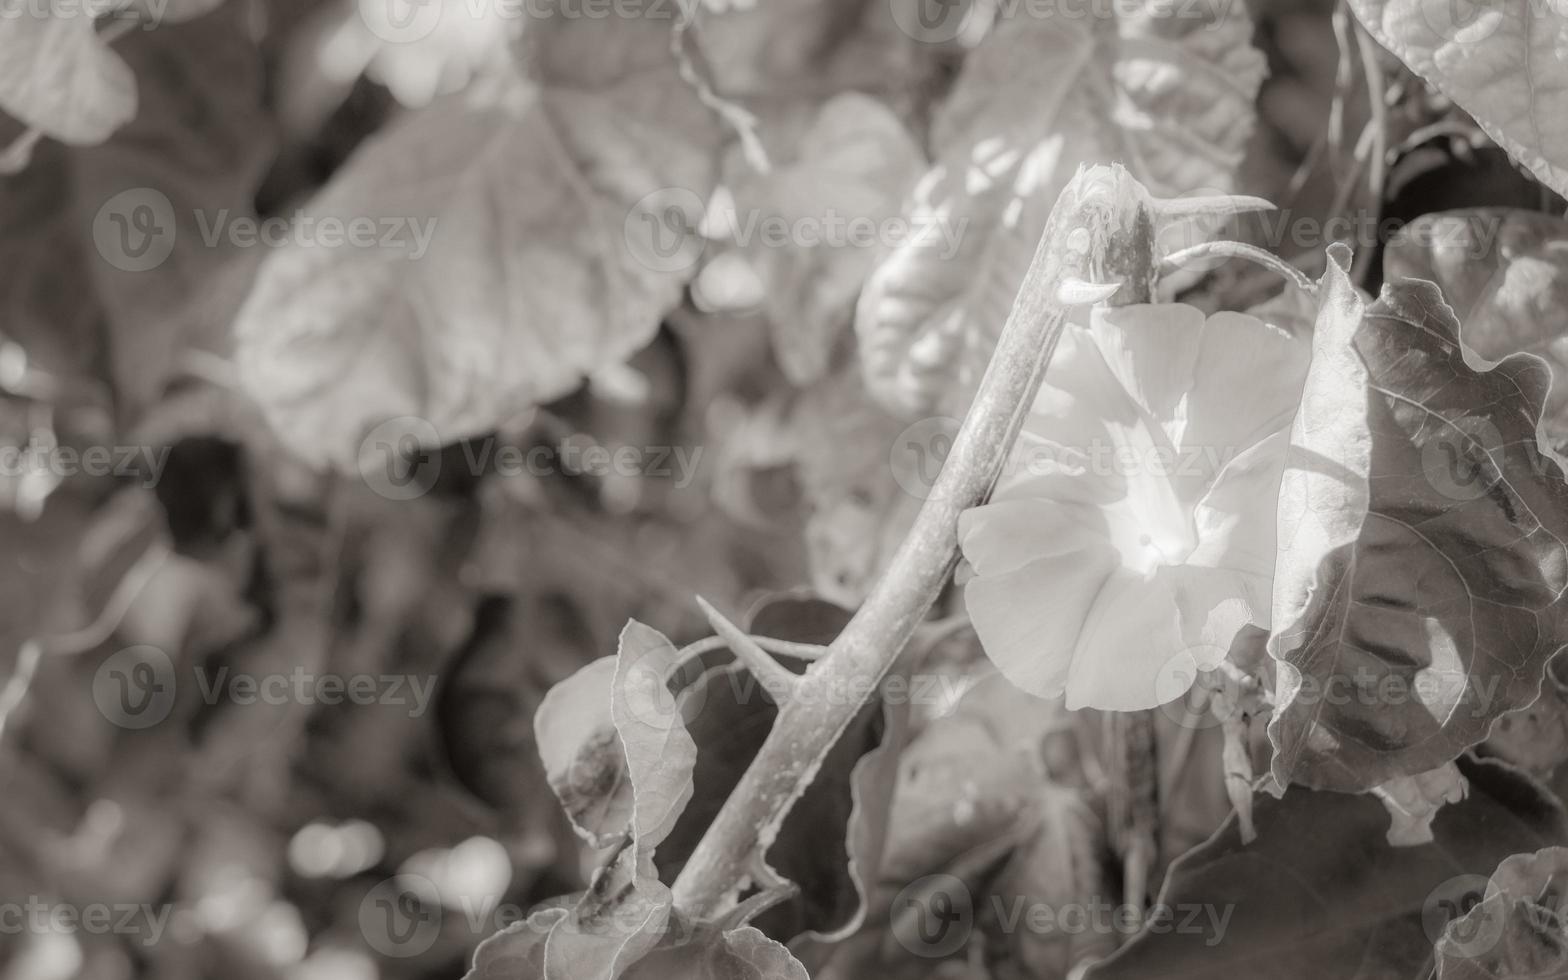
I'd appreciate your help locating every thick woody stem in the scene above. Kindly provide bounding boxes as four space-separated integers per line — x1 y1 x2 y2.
670 165 1159 918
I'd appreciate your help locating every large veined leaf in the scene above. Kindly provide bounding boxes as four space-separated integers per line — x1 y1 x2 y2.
0 0 224 147
1269 244 1568 792
853 0 1265 419
1347 0 1568 198
1085 757 1568 980
1384 209 1568 446
234 4 722 468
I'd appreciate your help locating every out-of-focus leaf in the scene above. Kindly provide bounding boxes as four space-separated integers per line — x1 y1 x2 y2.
1085 757 1568 980
854 0 1265 419
1437 846 1568 980
989 783 1116 978
722 93 925 385
1269 244 1568 792
0 0 226 147
74 0 273 417
1347 0 1568 198
1384 209 1568 447
235 3 722 469
786 362 922 606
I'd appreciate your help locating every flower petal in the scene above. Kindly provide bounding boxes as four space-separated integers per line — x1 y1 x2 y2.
1183 311 1310 459
961 544 1120 699
1089 303 1207 432
959 497 1109 576
1063 566 1187 710
1187 429 1292 581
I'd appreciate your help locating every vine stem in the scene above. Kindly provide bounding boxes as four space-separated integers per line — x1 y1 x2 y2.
670 164 1159 918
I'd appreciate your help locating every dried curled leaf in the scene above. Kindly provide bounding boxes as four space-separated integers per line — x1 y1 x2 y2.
1437 846 1568 980
235 4 721 468
1348 0 1568 198
1269 244 1568 792
854 0 1265 419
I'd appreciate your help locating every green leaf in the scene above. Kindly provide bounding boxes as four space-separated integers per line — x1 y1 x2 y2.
233 4 721 468
1085 757 1568 980
1269 244 1568 792
1383 209 1568 448
853 0 1265 419
1347 0 1568 198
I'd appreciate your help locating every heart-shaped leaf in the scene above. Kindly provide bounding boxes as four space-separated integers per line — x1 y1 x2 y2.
853 0 1265 419
234 3 722 468
1347 0 1568 198
1085 757 1568 980
1269 243 1568 792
